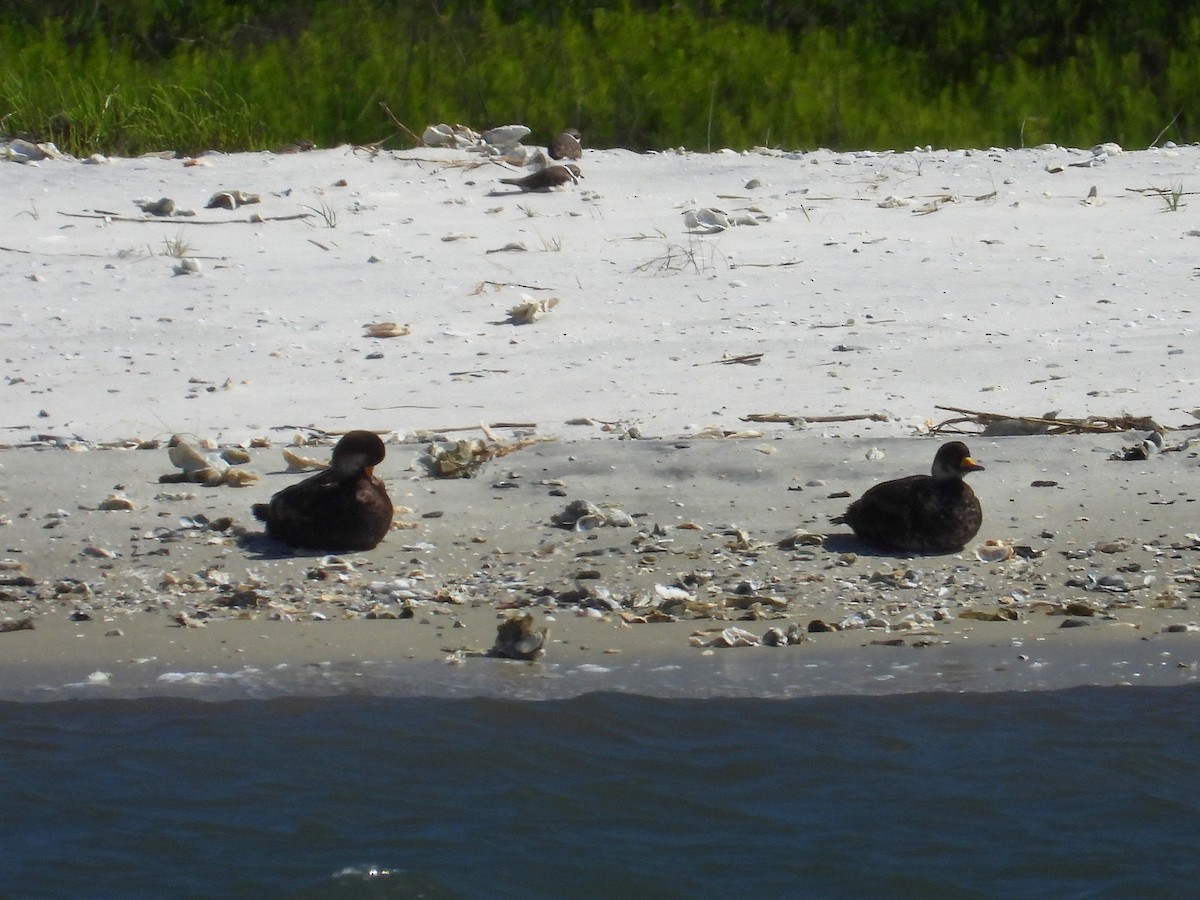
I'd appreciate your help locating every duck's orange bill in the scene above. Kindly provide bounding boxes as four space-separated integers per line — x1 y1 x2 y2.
961 457 985 472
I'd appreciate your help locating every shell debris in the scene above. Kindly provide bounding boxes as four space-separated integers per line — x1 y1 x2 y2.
506 295 559 325
205 190 260 210
975 539 1015 563
161 436 259 487
98 494 136 511
282 447 329 471
491 613 547 660
364 322 412 338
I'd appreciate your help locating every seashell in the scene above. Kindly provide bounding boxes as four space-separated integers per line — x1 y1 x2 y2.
726 212 763 226
364 322 412 338
688 626 760 648
98 494 136 511
154 491 197 501
573 514 606 532
654 584 694 602
481 124 531 150
959 607 1020 622
5 139 64 163
221 447 251 465
683 207 731 233
492 612 547 660
217 467 259 487
168 438 220 474
604 509 634 528
173 258 202 276
282 447 328 471
507 296 559 325
205 190 259 210
1095 539 1130 554
422 123 480 147
552 499 603 528
422 123 456 146
779 530 823 549
975 539 1014 563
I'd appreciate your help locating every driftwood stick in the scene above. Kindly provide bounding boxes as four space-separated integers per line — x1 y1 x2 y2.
741 412 890 425
932 405 1162 435
696 353 764 367
59 210 314 224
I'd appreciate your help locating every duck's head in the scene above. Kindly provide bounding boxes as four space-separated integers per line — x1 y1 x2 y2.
932 441 984 480
330 430 387 477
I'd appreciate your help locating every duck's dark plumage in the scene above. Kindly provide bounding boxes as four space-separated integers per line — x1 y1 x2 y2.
252 430 393 551
832 441 985 553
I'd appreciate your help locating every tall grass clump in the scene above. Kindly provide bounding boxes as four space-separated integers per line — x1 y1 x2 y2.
0 0 1197 155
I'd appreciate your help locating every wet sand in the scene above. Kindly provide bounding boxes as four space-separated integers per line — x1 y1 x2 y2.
1 433 1197 700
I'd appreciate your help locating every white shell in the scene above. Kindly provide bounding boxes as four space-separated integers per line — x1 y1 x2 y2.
975 540 1014 563
481 125 531 149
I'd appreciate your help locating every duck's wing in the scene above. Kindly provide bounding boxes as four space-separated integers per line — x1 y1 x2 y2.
838 475 935 547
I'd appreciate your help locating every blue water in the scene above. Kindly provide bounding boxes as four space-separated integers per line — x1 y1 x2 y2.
3 687 1199 899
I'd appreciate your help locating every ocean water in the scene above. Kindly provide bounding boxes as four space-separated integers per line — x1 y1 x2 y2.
3 687 1199 899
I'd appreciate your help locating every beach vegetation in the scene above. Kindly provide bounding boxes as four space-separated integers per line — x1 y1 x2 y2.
1 1 1198 154
301 200 338 229
635 231 725 275
162 231 193 258
1156 184 1187 213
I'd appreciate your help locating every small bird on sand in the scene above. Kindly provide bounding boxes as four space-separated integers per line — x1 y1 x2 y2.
832 441 985 553
499 164 581 192
252 431 393 551
548 128 582 160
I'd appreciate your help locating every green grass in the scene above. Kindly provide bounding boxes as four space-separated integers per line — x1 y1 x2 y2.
0 1 1196 155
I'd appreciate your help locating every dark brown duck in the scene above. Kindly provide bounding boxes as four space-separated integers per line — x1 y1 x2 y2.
832 441 985 553
252 430 393 551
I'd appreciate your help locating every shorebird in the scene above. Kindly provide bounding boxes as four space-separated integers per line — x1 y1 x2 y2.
252 431 393 551
832 441 985 552
499 164 581 192
548 128 582 160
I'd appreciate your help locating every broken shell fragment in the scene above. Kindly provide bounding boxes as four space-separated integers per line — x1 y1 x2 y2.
98 493 136 511
506 296 559 325
975 539 1014 563
282 447 329 471
491 612 547 660
364 322 412 338
163 436 259 486
689 626 761 648
205 190 260 210
168 437 217 474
